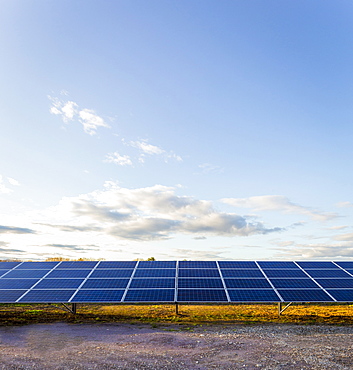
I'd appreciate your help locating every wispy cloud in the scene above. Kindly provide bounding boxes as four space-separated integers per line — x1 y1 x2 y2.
45 182 284 241
336 201 353 208
104 152 132 166
198 163 224 174
49 95 110 135
128 140 182 163
222 195 338 222
0 175 20 194
0 225 36 234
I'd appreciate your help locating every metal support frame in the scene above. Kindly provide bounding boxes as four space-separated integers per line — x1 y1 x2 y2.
278 302 292 316
175 303 179 315
49 303 78 314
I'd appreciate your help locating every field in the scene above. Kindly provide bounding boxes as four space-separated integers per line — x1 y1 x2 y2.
1 302 353 326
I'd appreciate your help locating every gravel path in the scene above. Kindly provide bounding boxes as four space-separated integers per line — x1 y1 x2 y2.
0 323 352 369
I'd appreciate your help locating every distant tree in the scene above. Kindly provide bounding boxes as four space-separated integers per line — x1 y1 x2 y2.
147 257 156 261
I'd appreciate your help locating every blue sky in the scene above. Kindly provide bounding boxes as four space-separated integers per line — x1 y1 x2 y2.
1 1 353 261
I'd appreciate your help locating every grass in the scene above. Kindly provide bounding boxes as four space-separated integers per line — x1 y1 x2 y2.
0 303 353 326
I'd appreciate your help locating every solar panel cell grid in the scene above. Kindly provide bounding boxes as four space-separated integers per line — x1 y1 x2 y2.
97 261 137 269
56 261 98 269
262 269 308 278
218 261 257 269
46 270 91 279
326 290 353 302
178 269 220 278
124 289 175 302
0 279 39 289
296 261 336 269
129 278 175 289
19 290 76 302
304 269 351 278
334 262 353 269
89 269 134 278
0 262 21 269
4 270 49 279
81 279 130 289
269 279 319 289
137 261 176 268
257 261 297 269
35 279 84 289
228 289 280 302
178 261 218 269
220 269 264 278
177 289 227 302
134 269 176 278
178 278 224 289
71 289 124 302
0 290 27 302
15 262 59 269
224 279 272 289
277 289 334 302
314 278 353 289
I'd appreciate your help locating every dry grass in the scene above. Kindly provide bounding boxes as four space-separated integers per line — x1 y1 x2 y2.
1 303 353 326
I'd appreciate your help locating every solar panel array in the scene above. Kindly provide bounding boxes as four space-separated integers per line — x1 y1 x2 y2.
1 260 353 303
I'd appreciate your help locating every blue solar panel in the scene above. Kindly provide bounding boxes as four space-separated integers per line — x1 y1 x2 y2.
35 279 84 289
124 289 175 302
269 279 318 289
56 261 98 269
277 289 334 302
178 278 224 289
46 269 91 279
129 278 175 289
179 261 218 269
296 261 336 269
218 261 257 269
15 262 59 269
71 290 124 302
224 279 272 289
19 290 76 302
0 270 11 277
90 269 134 278
221 269 264 278
81 279 129 289
0 262 21 269
134 269 176 278
326 290 353 302
305 269 350 278
178 269 220 278
177 289 227 302
97 261 137 269
314 279 353 289
138 261 176 268
228 289 279 302
4 270 49 279
0 290 27 302
334 262 353 269
0 279 39 289
262 269 308 278
257 261 298 269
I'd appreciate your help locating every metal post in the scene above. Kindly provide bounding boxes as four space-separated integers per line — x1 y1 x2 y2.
175 303 179 315
278 302 282 316
72 303 77 314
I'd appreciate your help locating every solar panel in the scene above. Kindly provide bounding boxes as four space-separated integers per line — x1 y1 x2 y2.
0 262 21 269
326 289 353 302
334 262 353 269
0 290 27 302
296 261 336 269
35 279 84 289
178 269 220 278
71 289 124 302
257 261 298 269
0 279 39 289
228 289 279 302
0 270 11 277
179 261 218 269
90 269 134 278
97 261 137 269
124 289 175 302
177 289 227 302
4 270 49 279
221 269 264 278
46 269 91 279
277 289 334 302
134 269 176 278
224 278 272 289
262 269 308 278
81 279 130 289
137 261 176 268
19 290 76 302
129 278 175 289
56 261 98 269
269 279 319 289
15 262 59 269
218 261 257 269
304 269 351 278
314 278 353 289
178 278 224 289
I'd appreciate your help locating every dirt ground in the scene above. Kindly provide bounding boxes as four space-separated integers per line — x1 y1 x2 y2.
0 323 353 369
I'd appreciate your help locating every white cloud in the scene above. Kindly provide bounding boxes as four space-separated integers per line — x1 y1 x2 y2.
49 95 109 135
42 183 284 241
334 233 353 242
7 177 20 186
336 201 353 208
222 195 338 222
0 175 20 194
198 163 223 174
104 152 132 166
0 176 12 194
128 140 182 163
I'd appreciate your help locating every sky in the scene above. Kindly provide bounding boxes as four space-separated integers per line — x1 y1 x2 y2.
1 1 353 261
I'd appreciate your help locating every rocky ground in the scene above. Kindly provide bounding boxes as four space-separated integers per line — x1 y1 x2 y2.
0 322 352 369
